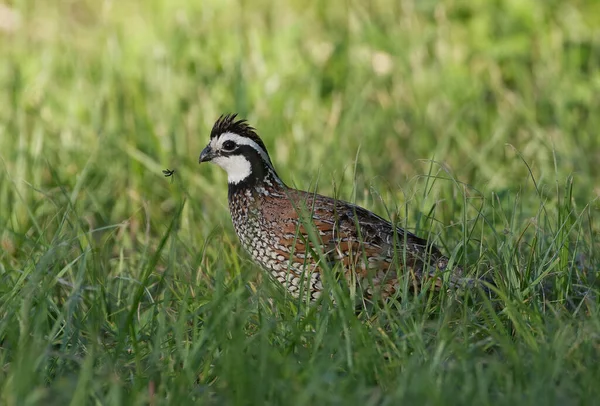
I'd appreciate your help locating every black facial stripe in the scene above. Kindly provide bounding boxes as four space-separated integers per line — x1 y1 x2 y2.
225 145 268 169
224 144 273 191
219 142 264 160
220 148 237 155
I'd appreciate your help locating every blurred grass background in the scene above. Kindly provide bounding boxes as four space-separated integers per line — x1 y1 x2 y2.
1 0 599 404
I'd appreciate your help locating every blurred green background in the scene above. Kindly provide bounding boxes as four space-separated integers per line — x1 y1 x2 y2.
1 0 599 404
2 0 600 228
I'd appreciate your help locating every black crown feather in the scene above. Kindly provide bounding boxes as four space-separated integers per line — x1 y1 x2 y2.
210 114 270 156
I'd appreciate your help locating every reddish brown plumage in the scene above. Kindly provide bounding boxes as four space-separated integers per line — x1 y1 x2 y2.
201 114 466 303
228 177 462 302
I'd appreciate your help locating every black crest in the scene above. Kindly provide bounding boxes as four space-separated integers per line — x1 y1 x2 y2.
210 114 270 155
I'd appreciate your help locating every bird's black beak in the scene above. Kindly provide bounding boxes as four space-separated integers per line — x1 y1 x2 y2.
199 146 215 163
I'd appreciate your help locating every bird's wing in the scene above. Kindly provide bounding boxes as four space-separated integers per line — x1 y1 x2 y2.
286 189 446 272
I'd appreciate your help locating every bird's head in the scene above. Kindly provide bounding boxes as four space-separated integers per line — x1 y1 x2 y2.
199 114 280 187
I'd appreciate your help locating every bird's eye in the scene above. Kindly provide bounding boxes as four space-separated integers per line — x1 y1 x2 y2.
222 140 236 151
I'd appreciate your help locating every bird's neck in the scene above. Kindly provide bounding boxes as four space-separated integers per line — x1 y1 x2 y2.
228 166 286 200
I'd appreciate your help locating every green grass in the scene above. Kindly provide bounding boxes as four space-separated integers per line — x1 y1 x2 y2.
1 0 600 404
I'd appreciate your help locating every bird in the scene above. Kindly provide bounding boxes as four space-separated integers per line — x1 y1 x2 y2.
199 114 471 303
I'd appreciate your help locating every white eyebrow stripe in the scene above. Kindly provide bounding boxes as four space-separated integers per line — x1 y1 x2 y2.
213 132 275 170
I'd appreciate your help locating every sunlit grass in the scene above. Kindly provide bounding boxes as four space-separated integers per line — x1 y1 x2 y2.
1 0 599 404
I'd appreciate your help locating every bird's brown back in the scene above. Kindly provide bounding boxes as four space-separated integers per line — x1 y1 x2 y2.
230 185 461 301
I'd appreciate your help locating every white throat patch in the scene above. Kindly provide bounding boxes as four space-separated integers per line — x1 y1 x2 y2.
212 155 252 185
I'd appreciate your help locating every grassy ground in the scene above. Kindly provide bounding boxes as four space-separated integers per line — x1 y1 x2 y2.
1 0 599 404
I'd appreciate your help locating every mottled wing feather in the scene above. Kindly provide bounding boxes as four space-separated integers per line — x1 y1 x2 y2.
235 185 461 302
283 189 457 298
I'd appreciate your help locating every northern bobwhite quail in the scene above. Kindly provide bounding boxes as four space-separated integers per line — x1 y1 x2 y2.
199 114 468 302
